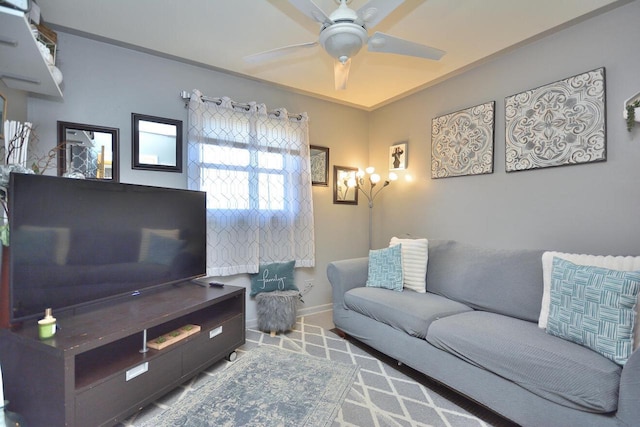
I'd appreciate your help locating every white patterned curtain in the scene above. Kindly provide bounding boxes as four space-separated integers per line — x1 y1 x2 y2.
187 90 315 276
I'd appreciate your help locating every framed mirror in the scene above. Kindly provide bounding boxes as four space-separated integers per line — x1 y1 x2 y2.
132 113 182 172
333 165 358 205
0 92 6 140
57 121 120 182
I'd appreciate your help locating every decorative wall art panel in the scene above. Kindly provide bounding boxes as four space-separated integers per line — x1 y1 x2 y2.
505 67 606 172
431 101 495 178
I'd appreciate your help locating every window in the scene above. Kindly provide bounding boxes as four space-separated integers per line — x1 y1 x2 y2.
200 144 286 211
186 92 315 276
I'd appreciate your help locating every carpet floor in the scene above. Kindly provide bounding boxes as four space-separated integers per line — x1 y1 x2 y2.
122 314 517 427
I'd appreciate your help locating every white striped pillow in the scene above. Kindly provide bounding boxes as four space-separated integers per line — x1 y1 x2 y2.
389 237 428 293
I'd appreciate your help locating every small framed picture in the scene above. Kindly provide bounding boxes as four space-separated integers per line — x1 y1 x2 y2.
310 145 329 186
333 165 358 205
389 142 407 170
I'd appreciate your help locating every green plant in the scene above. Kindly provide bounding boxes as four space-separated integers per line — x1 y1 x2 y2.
627 100 640 132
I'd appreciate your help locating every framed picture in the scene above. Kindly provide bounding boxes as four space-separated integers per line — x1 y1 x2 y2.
431 101 495 178
333 165 358 205
310 145 329 186
505 67 606 172
389 142 407 170
132 113 183 172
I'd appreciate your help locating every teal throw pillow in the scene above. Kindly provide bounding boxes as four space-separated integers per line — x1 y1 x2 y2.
366 244 403 292
546 257 640 366
250 260 297 297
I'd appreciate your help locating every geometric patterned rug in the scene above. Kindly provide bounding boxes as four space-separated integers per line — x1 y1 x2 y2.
121 315 516 427
138 345 357 426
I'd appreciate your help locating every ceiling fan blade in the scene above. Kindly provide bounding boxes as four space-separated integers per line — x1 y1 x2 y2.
356 0 404 28
368 32 446 60
288 0 333 25
334 59 351 91
244 41 318 64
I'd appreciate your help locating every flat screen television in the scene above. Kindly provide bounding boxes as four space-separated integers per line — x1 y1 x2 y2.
8 173 207 322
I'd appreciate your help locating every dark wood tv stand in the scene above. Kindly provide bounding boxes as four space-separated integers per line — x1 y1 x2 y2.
0 282 245 427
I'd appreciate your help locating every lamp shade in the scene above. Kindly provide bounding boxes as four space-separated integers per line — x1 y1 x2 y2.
319 23 367 63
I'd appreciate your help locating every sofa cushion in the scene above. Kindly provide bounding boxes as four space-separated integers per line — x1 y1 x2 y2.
366 245 404 291
426 311 621 413
546 258 640 366
426 240 545 322
344 287 472 339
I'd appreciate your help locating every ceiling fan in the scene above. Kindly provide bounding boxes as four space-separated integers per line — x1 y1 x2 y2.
244 0 446 90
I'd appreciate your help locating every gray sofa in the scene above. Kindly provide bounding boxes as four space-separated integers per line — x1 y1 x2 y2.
327 240 640 427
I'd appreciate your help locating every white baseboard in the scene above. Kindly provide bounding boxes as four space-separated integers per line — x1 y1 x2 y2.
245 303 333 329
298 303 332 317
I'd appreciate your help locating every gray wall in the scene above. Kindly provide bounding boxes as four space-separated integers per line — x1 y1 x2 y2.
26 33 371 324
369 0 640 256
1 81 28 123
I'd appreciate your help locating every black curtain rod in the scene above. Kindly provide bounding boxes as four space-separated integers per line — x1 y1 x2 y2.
180 91 303 121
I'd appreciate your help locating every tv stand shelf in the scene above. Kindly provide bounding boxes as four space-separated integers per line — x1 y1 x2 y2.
0 283 245 427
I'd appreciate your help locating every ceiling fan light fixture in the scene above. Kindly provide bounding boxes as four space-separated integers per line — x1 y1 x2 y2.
248 0 446 92
319 23 367 63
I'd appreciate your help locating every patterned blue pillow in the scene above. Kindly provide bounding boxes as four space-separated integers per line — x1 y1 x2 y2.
366 244 403 292
546 257 640 365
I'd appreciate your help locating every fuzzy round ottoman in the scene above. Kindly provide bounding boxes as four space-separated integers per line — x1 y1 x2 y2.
256 290 299 336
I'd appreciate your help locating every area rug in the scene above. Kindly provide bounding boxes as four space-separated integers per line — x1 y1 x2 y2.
140 345 358 427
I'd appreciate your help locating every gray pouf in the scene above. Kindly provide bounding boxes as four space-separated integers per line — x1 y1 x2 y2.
256 290 299 336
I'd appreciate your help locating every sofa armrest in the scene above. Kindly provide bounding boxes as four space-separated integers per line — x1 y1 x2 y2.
617 347 640 426
326 257 368 309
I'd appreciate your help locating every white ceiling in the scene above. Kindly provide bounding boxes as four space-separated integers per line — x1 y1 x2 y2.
38 0 627 110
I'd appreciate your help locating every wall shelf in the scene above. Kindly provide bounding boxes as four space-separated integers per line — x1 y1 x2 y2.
0 5 63 99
